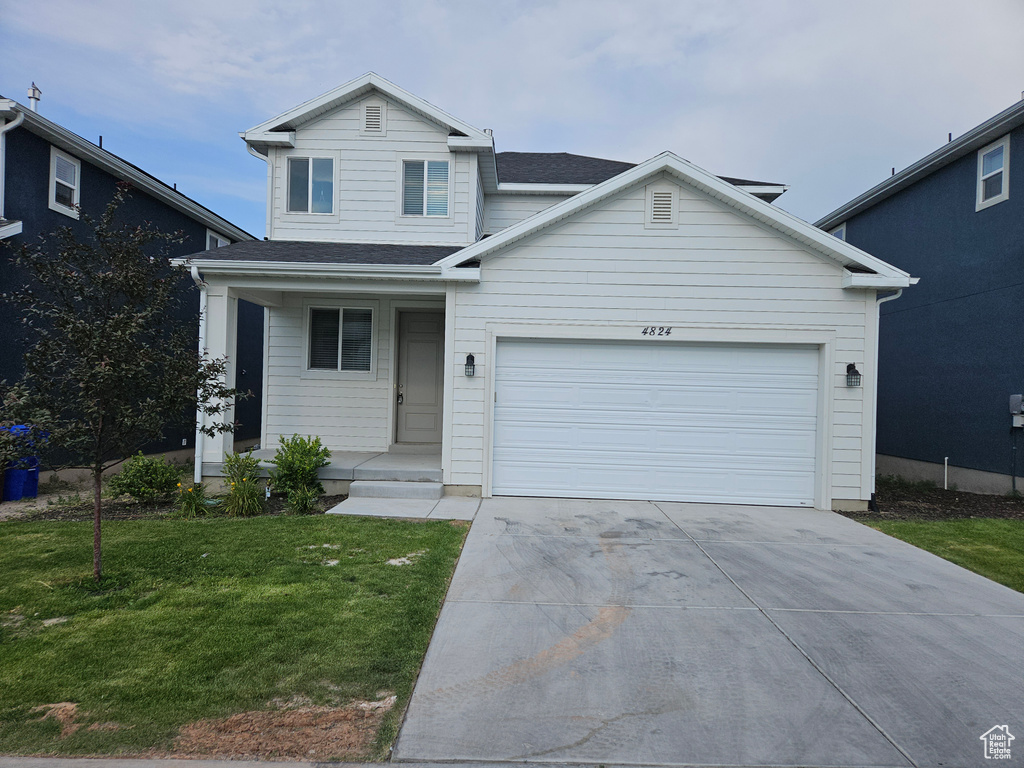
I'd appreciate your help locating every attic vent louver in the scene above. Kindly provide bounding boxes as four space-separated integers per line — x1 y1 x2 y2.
651 191 674 223
364 104 383 132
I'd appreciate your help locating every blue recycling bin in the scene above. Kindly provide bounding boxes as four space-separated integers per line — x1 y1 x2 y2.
1 425 40 501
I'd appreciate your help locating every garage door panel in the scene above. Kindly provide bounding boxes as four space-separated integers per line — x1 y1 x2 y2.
493 340 819 506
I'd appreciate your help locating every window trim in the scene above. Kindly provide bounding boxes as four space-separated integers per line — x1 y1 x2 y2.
976 135 1010 211
300 299 378 381
644 181 678 229
286 155 336 215
48 146 81 219
830 223 847 241
398 157 451 219
206 229 229 249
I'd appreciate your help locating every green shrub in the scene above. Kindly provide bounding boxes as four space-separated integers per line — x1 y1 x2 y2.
224 479 264 517
176 481 208 519
108 452 183 504
222 449 265 517
223 449 262 486
285 485 322 515
268 435 331 496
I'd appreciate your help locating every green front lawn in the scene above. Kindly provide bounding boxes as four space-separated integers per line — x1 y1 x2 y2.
867 518 1024 593
0 515 466 758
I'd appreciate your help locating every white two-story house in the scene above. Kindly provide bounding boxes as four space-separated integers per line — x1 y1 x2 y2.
184 73 912 511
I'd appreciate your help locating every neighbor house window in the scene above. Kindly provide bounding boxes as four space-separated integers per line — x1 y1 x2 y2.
976 135 1010 211
308 308 373 371
830 224 846 241
206 230 229 249
402 160 448 216
49 146 81 218
288 157 334 213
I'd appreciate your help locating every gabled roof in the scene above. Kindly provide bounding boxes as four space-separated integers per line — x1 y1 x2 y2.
242 72 492 149
816 98 1024 230
437 151 913 289
0 98 253 243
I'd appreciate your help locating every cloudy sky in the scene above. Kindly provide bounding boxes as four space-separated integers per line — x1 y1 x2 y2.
3 0 1023 237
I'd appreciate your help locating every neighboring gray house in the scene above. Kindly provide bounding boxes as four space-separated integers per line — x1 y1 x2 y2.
817 97 1024 493
182 73 911 510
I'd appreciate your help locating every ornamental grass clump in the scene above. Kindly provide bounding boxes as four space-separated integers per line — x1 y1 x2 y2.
108 452 183 505
222 449 265 517
176 481 207 519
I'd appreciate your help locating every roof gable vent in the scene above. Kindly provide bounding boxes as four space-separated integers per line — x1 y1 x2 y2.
645 182 678 229
361 99 386 135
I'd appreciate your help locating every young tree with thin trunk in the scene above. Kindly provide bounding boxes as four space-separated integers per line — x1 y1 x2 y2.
4 184 238 581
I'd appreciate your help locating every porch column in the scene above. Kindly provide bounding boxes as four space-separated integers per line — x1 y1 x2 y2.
198 285 238 473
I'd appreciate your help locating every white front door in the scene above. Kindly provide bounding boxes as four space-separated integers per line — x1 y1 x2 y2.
492 339 820 506
396 311 444 443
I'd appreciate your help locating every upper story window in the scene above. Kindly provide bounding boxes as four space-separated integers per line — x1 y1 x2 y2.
49 146 81 219
830 223 847 241
287 157 334 213
207 230 229 249
976 135 1010 211
402 160 449 217
308 307 373 372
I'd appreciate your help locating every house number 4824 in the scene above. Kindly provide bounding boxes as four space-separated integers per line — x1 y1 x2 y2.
641 326 672 336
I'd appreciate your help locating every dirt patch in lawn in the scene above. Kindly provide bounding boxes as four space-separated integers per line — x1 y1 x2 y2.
13 495 348 522
171 695 397 761
841 478 1024 521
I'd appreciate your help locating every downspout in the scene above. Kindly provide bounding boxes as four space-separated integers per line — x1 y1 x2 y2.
868 288 904 511
0 108 26 220
191 265 206 484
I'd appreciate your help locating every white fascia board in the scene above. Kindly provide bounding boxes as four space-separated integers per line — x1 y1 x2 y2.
170 258 480 282
245 72 490 141
0 219 23 239
447 136 494 152
494 182 590 195
437 151 911 283
842 272 916 289
816 99 1024 230
239 129 295 147
3 101 253 242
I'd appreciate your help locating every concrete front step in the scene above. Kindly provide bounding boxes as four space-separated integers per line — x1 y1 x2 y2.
348 480 444 499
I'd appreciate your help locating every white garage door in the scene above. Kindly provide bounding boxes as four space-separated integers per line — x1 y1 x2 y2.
492 339 819 506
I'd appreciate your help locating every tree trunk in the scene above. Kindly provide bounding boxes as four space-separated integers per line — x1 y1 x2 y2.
93 467 103 582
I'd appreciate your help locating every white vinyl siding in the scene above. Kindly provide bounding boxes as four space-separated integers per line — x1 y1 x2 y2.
482 193 573 235
447 174 872 505
268 98 471 244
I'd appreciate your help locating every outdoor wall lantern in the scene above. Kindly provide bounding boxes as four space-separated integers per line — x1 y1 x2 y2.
846 363 862 388
465 354 476 377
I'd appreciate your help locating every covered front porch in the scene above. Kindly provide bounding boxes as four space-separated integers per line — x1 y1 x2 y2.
183 245 481 489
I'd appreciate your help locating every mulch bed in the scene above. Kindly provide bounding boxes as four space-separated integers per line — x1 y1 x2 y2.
22 494 348 522
844 480 1024 521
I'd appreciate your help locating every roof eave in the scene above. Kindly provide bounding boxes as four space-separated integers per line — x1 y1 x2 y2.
171 258 480 282
816 99 1024 230
1 100 253 242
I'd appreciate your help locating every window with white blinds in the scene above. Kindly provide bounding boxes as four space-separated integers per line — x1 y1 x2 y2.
308 308 373 372
402 160 448 216
49 147 80 216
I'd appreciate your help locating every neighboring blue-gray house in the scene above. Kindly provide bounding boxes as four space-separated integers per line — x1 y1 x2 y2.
816 97 1024 493
0 90 265 449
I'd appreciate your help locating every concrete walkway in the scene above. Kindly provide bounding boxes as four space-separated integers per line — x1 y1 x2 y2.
395 498 1024 767
326 496 479 520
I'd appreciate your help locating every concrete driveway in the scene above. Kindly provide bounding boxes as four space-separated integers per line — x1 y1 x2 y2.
395 498 1024 768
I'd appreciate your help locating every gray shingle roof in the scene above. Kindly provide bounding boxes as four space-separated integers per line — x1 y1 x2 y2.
495 151 782 187
186 240 461 265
